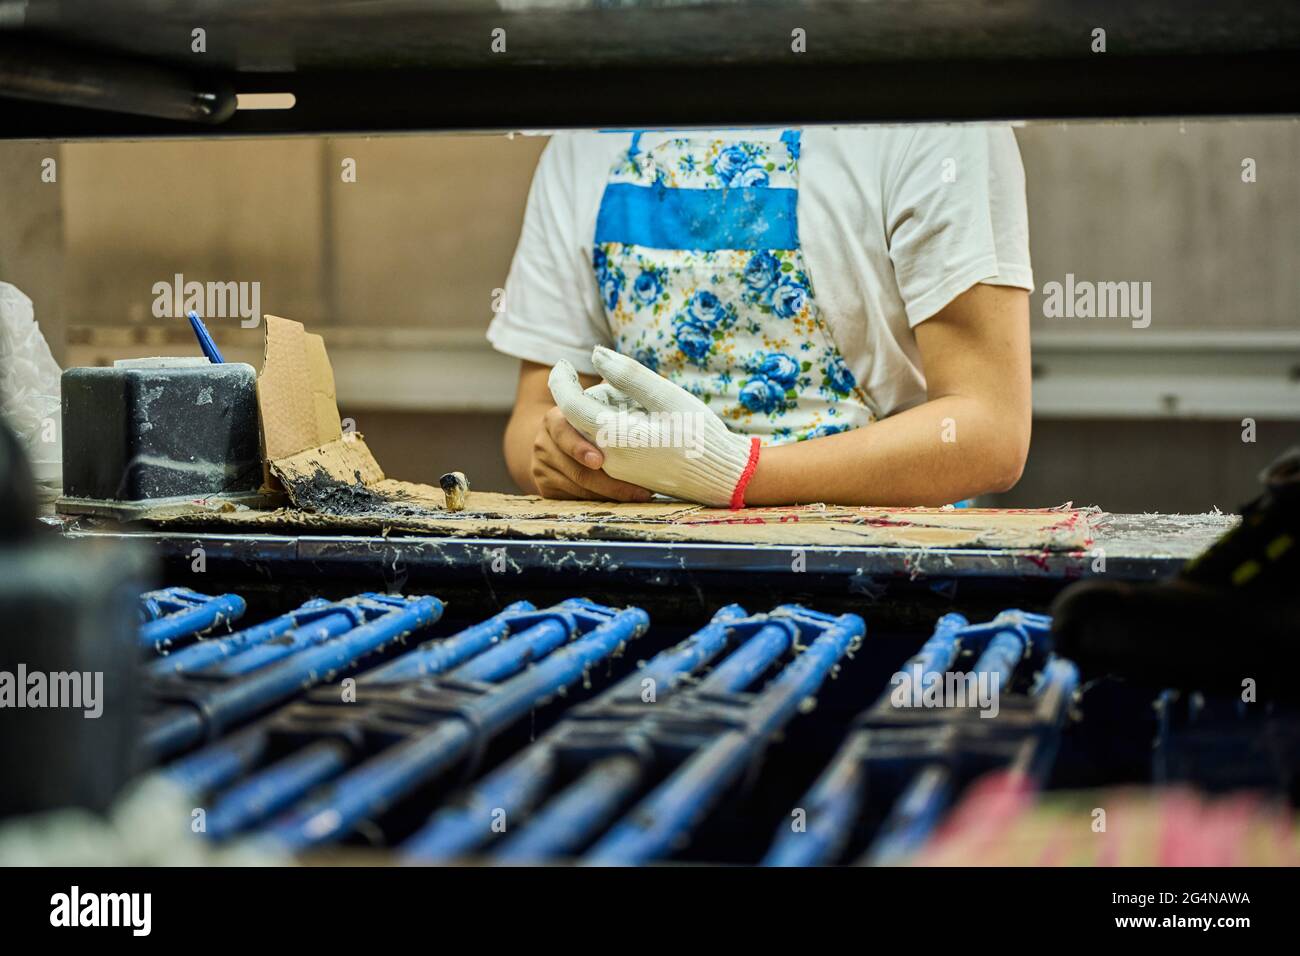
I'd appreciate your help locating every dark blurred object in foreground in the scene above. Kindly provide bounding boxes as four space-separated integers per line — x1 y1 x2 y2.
1053 447 1300 698
0 418 150 818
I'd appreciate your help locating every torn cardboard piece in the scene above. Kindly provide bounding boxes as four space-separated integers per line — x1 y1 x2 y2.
259 314 343 460
258 315 445 514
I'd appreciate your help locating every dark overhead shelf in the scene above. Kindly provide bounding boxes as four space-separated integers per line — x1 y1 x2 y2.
2 0 1300 138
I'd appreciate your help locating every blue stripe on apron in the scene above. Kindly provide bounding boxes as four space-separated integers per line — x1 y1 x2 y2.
594 182 799 251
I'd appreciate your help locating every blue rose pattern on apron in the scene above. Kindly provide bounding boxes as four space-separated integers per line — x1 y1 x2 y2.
591 130 877 445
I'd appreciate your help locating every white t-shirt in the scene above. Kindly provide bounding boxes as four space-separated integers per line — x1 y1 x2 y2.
488 126 1032 418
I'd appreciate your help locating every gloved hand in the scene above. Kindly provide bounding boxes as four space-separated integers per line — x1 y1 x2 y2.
548 347 761 508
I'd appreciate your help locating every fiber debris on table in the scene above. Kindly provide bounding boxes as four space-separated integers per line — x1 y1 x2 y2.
148 494 1102 550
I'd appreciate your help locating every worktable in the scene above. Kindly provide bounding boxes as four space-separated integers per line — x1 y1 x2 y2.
51 511 1236 617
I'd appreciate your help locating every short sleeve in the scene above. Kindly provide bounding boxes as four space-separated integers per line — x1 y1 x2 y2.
486 134 613 375
884 126 1033 327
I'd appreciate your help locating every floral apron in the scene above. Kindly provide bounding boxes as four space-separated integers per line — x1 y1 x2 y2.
591 130 876 445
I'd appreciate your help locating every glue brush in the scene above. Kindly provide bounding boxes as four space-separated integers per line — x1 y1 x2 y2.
187 310 225 363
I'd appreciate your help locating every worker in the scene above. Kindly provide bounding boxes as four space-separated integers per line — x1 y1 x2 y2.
490 127 1032 507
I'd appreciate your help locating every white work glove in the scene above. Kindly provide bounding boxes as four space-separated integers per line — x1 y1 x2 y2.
548 346 761 509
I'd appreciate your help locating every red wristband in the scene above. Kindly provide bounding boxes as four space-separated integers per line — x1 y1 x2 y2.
729 437 762 510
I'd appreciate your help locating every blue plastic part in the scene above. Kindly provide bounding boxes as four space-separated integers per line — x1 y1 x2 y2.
860 765 955 866
187 310 225 363
144 709 208 759
256 603 650 852
191 602 611 837
140 594 444 760
204 741 352 839
1025 657 1080 784
197 609 365 676
401 747 560 862
449 619 571 682
476 605 862 866
864 657 1079 866
147 598 336 677
953 609 1052 655
401 603 749 863
492 754 642 864
138 593 167 623
970 630 1027 692
763 608 1070 868
631 604 749 694
144 596 1086 865
581 607 865 866
762 612 967 868
696 621 795 694
863 644 1010 869
164 600 556 822
164 727 270 794
138 588 247 653
364 601 536 682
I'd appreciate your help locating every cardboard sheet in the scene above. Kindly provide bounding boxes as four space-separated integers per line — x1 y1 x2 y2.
143 313 1100 552
151 495 1098 550
259 315 343 461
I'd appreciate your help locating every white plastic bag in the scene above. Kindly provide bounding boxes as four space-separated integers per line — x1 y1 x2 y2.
0 282 62 499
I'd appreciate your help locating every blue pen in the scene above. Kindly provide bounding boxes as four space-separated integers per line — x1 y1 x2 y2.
187 310 225 363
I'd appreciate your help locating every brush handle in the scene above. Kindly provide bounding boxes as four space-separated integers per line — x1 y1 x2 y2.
187 310 225 363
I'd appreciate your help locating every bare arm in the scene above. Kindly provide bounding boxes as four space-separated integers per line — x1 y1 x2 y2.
744 283 1032 506
503 360 652 501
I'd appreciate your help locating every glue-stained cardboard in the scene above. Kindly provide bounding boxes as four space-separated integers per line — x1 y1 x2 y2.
257 314 387 500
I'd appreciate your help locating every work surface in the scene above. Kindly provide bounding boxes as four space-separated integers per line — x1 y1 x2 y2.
151 496 1103 550
52 508 1236 585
